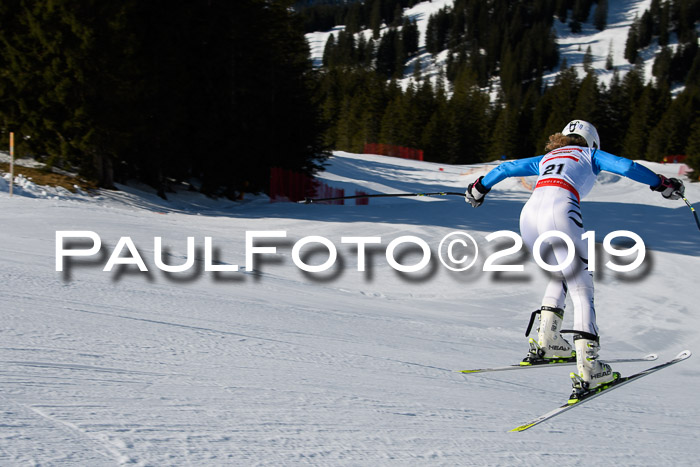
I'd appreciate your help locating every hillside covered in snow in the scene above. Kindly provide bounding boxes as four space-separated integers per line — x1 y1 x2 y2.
301 0 700 175
305 0 695 90
1 151 699 465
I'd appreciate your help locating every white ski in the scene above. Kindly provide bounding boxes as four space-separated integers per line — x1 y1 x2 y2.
510 350 692 432
458 353 658 374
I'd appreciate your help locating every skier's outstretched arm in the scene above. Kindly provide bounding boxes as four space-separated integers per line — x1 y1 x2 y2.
465 156 542 207
593 150 685 200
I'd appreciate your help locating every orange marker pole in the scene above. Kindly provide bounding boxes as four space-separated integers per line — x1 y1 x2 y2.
9 132 14 197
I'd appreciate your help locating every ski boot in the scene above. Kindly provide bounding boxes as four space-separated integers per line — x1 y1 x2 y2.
522 306 575 364
568 333 620 404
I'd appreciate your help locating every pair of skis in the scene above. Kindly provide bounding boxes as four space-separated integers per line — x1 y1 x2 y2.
458 350 692 432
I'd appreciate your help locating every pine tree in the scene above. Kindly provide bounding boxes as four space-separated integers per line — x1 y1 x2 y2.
370 0 382 39
583 46 594 73
569 19 582 33
573 72 601 123
556 0 568 23
674 0 700 44
531 83 556 153
376 28 399 78
421 102 453 163
659 2 670 46
391 3 403 27
638 10 654 48
686 48 700 93
356 34 372 68
489 100 520 160
623 60 646 104
336 94 368 153
426 7 450 55
605 40 614 70
650 0 662 35
670 39 699 83
448 69 489 164
573 0 593 23
323 34 337 67
624 16 640 63
594 0 608 31
402 17 419 57
646 92 692 161
362 72 390 145
425 11 440 55
622 86 655 159
379 93 406 146
652 46 673 85
398 84 424 149
499 48 520 101
542 64 579 136
345 2 362 34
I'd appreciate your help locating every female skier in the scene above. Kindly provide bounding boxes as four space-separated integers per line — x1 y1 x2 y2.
465 120 685 400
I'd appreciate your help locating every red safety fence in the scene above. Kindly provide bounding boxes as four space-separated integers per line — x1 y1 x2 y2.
363 143 424 161
270 167 348 204
313 183 345 205
269 168 374 205
269 167 317 203
662 155 687 163
661 155 693 176
354 191 370 205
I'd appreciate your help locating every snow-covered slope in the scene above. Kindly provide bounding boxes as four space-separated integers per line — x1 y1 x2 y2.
1 152 698 465
550 0 657 87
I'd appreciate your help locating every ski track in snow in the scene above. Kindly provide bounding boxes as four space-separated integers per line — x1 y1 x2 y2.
1 151 699 465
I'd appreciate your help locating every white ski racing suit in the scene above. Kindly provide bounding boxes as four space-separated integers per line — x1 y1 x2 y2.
480 146 661 335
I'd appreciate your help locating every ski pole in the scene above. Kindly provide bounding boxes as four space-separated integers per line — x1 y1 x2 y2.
680 196 700 231
298 191 466 204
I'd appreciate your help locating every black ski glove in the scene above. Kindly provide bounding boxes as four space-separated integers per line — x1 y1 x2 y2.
466 176 490 207
651 174 685 200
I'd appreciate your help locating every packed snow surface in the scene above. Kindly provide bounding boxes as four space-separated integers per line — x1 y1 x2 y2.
1 152 699 465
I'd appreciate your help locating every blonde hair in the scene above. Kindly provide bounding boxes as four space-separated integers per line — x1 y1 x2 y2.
545 133 588 152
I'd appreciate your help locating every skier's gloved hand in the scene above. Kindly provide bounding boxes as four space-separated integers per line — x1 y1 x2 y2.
466 176 490 207
651 174 685 200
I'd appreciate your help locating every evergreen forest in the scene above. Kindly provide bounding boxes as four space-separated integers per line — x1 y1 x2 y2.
0 0 327 198
1 0 699 199
300 0 700 177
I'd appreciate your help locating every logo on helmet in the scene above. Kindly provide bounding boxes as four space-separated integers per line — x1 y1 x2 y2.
569 121 579 132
